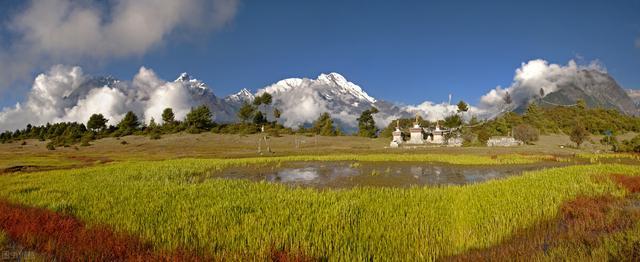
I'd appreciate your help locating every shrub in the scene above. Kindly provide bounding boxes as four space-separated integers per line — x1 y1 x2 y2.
46 142 55 150
570 124 590 148
513 124 539 144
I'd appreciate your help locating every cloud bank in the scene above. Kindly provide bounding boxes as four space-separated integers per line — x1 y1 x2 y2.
477 59 606 118
0 59 616 132
0 65 213 130
0 0 239 91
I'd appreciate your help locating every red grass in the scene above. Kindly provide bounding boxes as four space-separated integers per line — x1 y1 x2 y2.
0 200 207 261
611 174 640 193
269 246 314 262
446 195 640 261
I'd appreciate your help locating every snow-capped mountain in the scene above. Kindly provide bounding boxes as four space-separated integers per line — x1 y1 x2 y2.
6 60 635 133
254 72 406 130
172 73 238 122
224 88 255 104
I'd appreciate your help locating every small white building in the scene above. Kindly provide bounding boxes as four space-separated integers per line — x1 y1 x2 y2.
392 116 460 147
425 124 447 144
390 120 404 148
487 136 523 147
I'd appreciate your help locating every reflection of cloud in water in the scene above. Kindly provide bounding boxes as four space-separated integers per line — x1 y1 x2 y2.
463 170 501 183
272 168 319 183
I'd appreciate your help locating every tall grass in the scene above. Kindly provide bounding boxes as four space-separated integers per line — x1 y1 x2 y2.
0 157 637 260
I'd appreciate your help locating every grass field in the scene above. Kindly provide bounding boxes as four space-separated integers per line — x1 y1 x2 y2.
0 156 638 260
0 134 639 260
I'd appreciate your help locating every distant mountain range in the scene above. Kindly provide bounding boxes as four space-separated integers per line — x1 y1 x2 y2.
66 69 639 131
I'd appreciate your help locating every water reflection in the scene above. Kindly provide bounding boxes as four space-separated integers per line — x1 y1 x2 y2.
220 161 566 189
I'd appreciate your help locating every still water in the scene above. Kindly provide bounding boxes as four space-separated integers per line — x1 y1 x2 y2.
219 161 567 188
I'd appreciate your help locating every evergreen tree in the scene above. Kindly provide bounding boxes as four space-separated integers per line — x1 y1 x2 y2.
162 108 175 124
443 114 462 129
238 102 255 123
87 114 108 131
117 111 140 136
503 91 513 105
313 112 337 136
457 100 469 113
357 107 379 138
252 111 267 125
185 105 214 131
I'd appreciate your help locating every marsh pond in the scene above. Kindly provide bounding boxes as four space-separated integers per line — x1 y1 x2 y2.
215 160 570 188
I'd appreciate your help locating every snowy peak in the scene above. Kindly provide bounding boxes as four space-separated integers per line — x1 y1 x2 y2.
176 72 190 82
318 72 376 103
225 88 255 103
175 72 207 90
260 72 376 104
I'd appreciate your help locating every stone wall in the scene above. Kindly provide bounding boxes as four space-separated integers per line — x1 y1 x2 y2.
487 137 523 147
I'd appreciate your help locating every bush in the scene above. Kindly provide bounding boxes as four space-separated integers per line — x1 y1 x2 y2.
618 135 640 153
570 124 590 148
513 124 539 144
46 142 55 150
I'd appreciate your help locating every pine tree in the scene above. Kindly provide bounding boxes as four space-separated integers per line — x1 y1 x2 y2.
238 102 255 123
117 111 140 136
357 107 379 138
162 108 175 124
185 105 214 131
87 114 108 131
313 112 337 136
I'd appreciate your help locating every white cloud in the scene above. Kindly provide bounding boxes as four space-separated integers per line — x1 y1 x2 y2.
0 0 239 91
477 59 606 118
0 65 213 130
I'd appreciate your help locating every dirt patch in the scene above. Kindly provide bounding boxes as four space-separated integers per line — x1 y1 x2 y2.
0 237 44 261
0 156 113 175
0 165 57 175
66 155 113 164
0 200 207 261
446 194 640 261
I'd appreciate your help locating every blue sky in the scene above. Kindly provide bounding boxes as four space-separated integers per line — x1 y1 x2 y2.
1 0 639 108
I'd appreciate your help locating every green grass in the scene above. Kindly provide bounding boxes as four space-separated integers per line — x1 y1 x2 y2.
0 154 637 260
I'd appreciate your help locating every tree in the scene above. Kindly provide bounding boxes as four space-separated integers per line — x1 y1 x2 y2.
357 107 379 138
162 108 175 124
147 118 161 140
185 105 213 131
524 103 542 128
238 102 255 123
457 100 469 113
87 114 107 131
253 93 273 122
513 124 539 144
252 111 267 125
503 91 513 105
539 88 545 98
117 111 140 136
570 123 590 148
443 114 462 129
313 112 337 136
259 92 272 105
273 108 282 122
